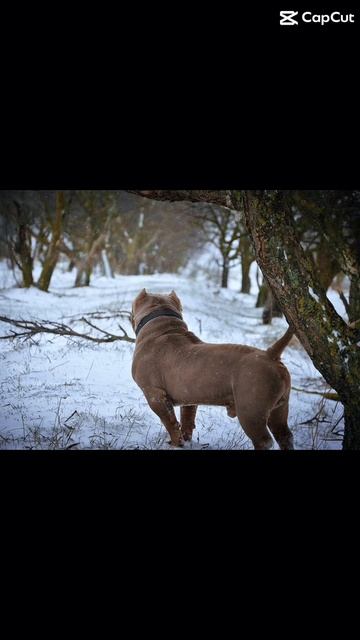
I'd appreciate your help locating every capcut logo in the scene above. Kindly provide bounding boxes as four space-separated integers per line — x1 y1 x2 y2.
280 10 355 26
280 10 298 25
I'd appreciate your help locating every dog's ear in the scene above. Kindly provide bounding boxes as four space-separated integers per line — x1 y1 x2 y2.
136 288 147 301
169 290 182 311
133 288 148 311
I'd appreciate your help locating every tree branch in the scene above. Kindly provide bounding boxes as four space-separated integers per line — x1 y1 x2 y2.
291 386 340 401
0 316 135 343
127 190 232 208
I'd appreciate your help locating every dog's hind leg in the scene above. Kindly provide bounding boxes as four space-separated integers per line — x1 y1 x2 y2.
144 388 184 447
268 400 294 450
236 407 274 450
180 405 198 441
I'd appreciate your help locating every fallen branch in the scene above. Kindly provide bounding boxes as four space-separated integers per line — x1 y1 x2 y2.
64 310 132 322
291 386 340 401
0 315 135 343
80 317 133 342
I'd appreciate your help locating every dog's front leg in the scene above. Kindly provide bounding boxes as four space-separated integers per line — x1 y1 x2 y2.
144 388 184 447
180 405 198 441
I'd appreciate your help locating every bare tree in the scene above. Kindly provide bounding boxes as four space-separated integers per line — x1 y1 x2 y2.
188 204 241 288
37 192 67 291
0 195 34 287
0 191 68 292
54 191 125 286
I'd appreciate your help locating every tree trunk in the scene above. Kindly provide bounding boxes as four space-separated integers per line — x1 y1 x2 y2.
75 268 88 287
349 275 360 324
37 192 65 292
75 264 92 287
241 257 252 293
262 289 283 324
85 265 91 286
343 399 360 450
240 235 253 293
314 240 340 290
12 201 33 287
256 283 282 323
221 261 229 288
256 283 268 308
342 343 360 446
241 262 251 293
74 233 105 287
18 224 34 287
101 249 114 278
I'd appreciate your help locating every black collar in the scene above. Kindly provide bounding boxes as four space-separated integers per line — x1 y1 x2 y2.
135 309 183 336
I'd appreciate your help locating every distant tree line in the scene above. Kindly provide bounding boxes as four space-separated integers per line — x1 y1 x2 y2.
0 191 273 306
1 191 356 330
0 191 203 290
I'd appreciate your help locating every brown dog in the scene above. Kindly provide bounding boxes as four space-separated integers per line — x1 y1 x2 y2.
131 289 294 450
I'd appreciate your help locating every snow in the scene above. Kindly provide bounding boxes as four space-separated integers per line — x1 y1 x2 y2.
309 287 320 303
327 285 349 321
0 260 344 450
101 250 113 279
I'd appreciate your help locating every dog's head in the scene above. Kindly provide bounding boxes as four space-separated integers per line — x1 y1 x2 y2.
131 289 183 331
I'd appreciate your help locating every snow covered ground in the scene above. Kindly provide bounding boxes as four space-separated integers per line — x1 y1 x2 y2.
0 260 345 450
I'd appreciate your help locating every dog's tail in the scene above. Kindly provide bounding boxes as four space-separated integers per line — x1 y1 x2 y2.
267 326 294 360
